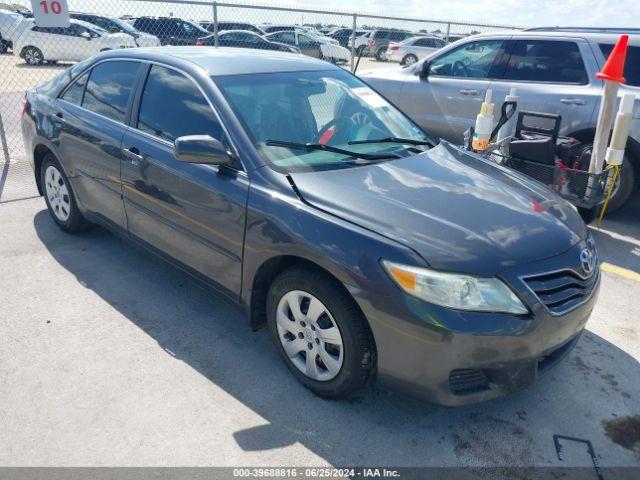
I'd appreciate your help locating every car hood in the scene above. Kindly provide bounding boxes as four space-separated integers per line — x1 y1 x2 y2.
289 141 586 276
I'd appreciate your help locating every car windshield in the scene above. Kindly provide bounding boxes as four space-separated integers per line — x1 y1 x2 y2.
215 69 432 173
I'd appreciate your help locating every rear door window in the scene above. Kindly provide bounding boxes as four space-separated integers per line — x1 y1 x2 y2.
136 65 223 142
600 44 640 87
503 40 587 84
82 61 141 123
415 38 436 47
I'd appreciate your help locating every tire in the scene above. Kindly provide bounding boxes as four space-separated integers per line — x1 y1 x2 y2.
267 265 374 399
401 54 418 66
23 46 44 65
605 155 635 212
0 39 9 54
40 154 92 233
375 46 388 61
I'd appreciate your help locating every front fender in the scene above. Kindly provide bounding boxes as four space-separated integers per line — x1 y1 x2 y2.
241 168 424 315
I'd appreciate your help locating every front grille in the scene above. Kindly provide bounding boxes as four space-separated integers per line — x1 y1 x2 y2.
449 369 490 395
523 269 598 315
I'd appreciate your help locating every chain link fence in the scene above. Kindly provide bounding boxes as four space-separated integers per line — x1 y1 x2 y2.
0 0 518 202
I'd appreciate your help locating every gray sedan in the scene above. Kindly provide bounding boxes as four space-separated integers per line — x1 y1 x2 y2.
21 47 599 406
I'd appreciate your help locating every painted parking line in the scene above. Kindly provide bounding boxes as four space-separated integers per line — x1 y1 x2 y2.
601 262 640 282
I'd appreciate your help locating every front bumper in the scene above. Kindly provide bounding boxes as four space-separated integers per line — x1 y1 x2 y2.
349 241 600 406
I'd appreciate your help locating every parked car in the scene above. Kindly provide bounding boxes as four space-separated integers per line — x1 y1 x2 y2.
360 29 640 211
386 35 445 65
22 47 599 406
200 21 265 36
132 16 209 45
327 28 370 48
13 19 136 65
261 24 336 44
266 30 350 63
70 12 160 47
196 30 299 53
355 29 416 60
0 8 31 53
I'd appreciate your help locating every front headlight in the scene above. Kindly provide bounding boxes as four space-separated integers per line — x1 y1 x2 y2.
382 260 528 314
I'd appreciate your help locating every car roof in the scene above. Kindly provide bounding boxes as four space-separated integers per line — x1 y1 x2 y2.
98 46 340 76
219 29 261 36
467 29 640 45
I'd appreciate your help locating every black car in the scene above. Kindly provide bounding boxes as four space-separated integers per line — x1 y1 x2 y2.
196 30 298 53
21 47 599 406
327 28 369 48
200 21 265 36
132 16 208 45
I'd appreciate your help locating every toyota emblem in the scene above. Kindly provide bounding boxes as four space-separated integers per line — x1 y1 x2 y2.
580 248 596 275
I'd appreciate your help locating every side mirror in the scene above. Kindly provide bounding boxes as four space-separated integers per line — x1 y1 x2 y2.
80 31 91 40
173 135 234 165
418 61 430 78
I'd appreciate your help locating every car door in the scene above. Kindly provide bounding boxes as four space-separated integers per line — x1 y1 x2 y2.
33 26 67 60
53 60 142 230
297 33 321 58
399 38 508 142
489 38 599 138
268 31 295 48
120 64 249 296
65 24 101 61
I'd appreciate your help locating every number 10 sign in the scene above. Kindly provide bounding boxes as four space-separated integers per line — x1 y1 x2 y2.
31 0 71 28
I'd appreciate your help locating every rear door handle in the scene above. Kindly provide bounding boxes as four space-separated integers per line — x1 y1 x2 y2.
560 98 587 106
122 147 144 164
51 112 65 123
459 89 479 96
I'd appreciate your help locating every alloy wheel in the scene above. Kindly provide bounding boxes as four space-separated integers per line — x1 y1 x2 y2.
276 290 344 381
44 165 71 222
403 55 417 66
25 48 42 65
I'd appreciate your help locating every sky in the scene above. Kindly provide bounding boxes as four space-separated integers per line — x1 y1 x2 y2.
258 0 640 28
11 0 636 31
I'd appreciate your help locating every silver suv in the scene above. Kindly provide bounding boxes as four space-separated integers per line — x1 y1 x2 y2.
361 29 640 211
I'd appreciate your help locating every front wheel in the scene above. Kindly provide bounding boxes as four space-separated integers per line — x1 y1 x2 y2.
41 154 92 233
23 46 44 65
267 266 374 399
401 54 418 66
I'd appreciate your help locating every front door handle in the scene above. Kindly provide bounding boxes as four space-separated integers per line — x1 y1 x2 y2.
560 98 587 106
459 89 479 96
122 147 144 164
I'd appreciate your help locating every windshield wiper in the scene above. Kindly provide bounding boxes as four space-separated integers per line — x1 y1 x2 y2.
348 136 434 147
265 140 401 161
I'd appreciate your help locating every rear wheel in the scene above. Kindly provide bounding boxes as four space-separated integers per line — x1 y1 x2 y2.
605 155 635 212
375 46 388 61
267 266 374 399
40 154 91 233
401 54 418 66
23 46 44 65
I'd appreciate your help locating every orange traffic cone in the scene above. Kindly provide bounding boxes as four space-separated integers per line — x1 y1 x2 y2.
596 34 629 84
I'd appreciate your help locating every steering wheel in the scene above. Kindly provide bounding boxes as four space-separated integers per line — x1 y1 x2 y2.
316 113 373 144
452 60 470 77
